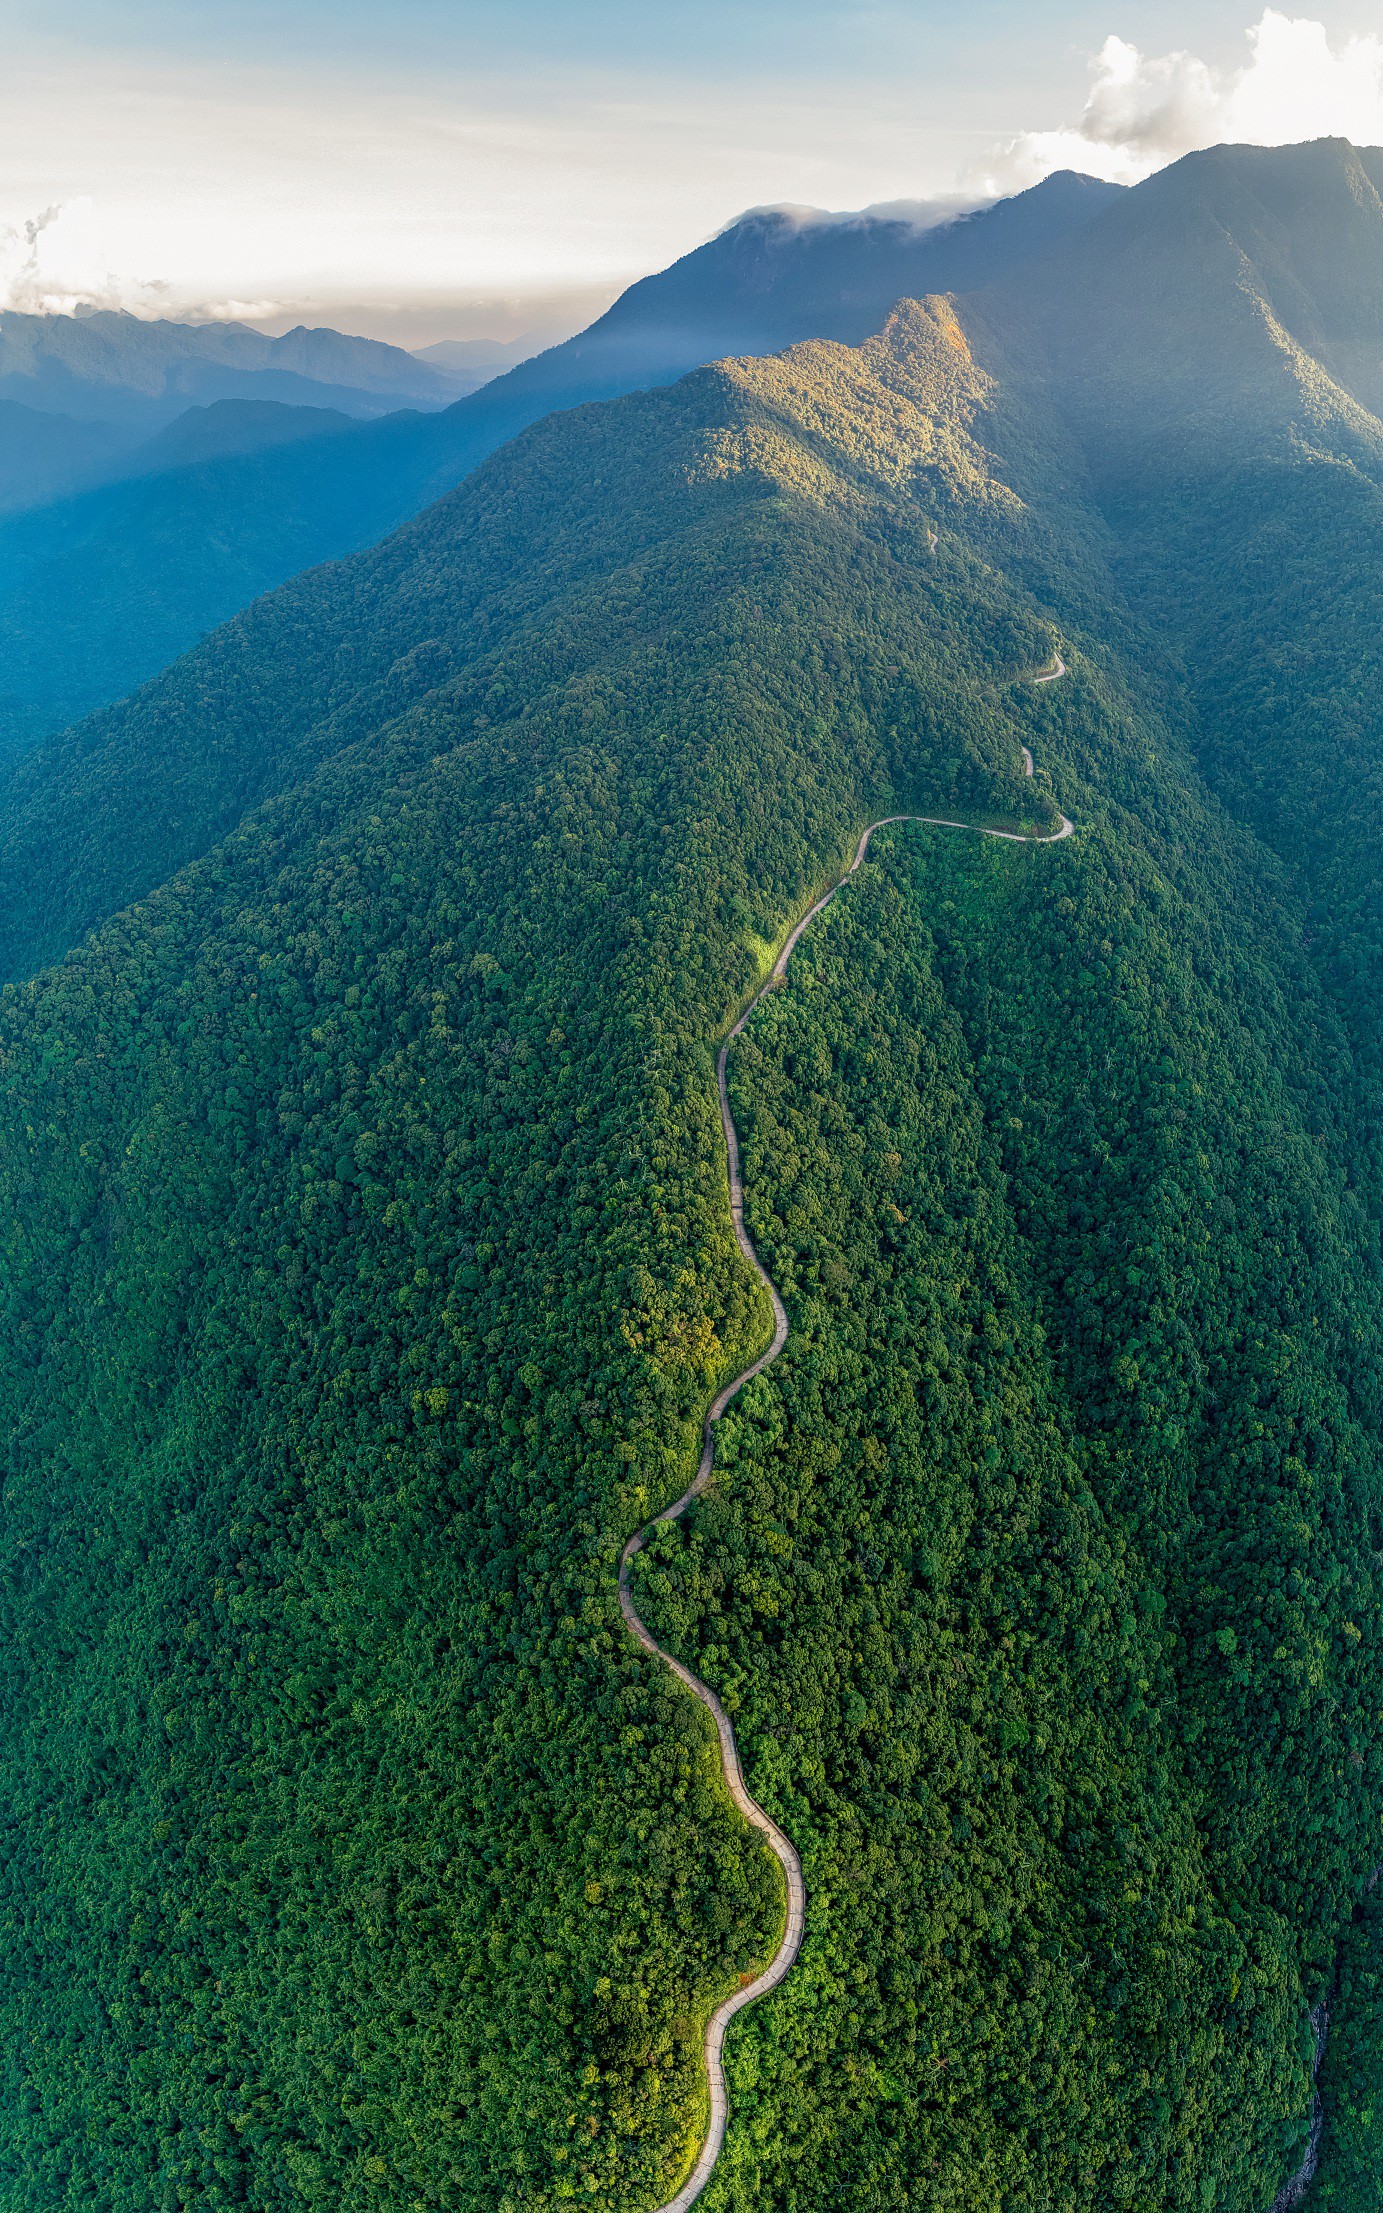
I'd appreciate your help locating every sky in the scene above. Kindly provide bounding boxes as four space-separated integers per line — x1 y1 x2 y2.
4 3 1383 347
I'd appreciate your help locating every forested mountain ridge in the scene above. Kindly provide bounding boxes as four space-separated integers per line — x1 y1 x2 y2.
7 146 1383 2211
0 299 1073 2210
957 133 1383 2210
0 297 1044 990
0 172 1118 758
436 170 1121 440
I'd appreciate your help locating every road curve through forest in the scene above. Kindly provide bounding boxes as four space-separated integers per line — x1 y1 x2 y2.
618 656 1071 2213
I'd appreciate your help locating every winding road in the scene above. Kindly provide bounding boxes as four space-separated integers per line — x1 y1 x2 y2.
618 654 1071 2213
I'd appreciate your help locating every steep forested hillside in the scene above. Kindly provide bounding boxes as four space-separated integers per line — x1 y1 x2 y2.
0 172 1115 758
639 800 1381 2207
7 141 1383 2213
954 131 1383 2212
0 404 439 764
0 299 1043 990
0 302 1063 2211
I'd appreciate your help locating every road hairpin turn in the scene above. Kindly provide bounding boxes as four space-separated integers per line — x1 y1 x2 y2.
619 654 1071 2212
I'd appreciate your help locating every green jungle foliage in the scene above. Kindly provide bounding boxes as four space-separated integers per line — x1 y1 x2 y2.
634 703 1383 2210
959 137 1383 2199
8 137 1383 2209
1315 1889 1383 2212
0 304 1061 2211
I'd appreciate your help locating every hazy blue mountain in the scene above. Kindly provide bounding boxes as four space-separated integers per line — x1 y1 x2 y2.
0 406 432 755
0 313 479 529
0 171 1122 756
474 169 1122 408
0 398 137 513
983 135 1383 483
0 395 354 522
120 397 355 472
0 307 471 427
411 332 551 393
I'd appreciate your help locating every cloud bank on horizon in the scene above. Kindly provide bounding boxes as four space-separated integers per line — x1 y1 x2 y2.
1 11 1382 340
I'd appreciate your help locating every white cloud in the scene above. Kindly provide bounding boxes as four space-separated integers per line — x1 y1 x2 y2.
728 190 983 240
5 14 1383 341
983 11 1383 193
0 40 994 338
0 194 209 322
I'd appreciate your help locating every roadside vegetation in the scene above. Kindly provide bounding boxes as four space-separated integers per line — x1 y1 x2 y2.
5 147 1383 2205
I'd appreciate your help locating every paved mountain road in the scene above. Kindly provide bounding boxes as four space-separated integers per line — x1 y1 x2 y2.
618 656 1071 2212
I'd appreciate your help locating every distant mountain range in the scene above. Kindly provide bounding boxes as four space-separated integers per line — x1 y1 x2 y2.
0 171 1122 753
412 332 555 383
11 133 1383 2213
0 309 483 529
0 307 471 426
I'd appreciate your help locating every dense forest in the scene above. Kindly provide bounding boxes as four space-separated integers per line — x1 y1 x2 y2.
6 136 1383 2210
0 302 1063 2210
0 169 1116 761
957 135 1383 2207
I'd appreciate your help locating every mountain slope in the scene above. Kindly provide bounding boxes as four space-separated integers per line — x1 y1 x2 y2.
3 282 1383 2213
0 173 1120 757
969 135 1383 1252
437 170 1122 432
0 300 1055 2210
118 396 355 470
0 399 136 513
951 136 1383 2207
0 396 352 524
0 298 1044 989
992 136 1383 482
0 405 436 760
0 310 475 537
